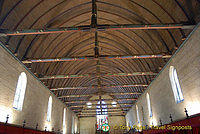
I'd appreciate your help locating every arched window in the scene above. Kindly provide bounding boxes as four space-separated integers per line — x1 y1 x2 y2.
169 66 184 103
63 108 66 134
47 96 52 122
72 116 75 133
136 105 140 124
146 93 153 117
96 101 108 130
13 72 27 111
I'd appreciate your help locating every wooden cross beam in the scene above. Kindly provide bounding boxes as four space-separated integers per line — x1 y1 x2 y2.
65 98 137 103
0 24 194 36
39 72 157 80
74 109 128 113
51 84 148 91
78 111 126 115
22 54 171 64
78 114 125 118
70 103 134 108
78 113 126 117
68 103 134 106
58 92 142 98
71 107 132 111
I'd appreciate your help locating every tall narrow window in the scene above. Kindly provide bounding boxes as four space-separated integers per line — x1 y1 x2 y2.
63 108 66 134
146 93 152 117
136 105 140 124
13 72 27 111
72 116 75 133
169 66 184 103
47 96 52 122
74 117 78 133
96 101 108 130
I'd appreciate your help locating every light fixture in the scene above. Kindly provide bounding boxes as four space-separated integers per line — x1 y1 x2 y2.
87 102 92 108
112 101 117 107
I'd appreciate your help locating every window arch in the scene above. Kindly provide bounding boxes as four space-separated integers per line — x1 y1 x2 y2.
136 105 140 124
169 66 184 103
47 96 52 122
146 93 153 117
13 72 27 111
96 101 108 130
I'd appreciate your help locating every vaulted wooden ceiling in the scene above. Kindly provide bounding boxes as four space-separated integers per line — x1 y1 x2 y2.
0 0 199 117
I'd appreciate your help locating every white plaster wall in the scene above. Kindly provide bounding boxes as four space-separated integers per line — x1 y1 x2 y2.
126 24 200 127
0 42 77 133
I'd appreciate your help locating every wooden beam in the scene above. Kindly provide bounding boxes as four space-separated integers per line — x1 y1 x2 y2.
78 111 126 114
51 84 148 91
78 113 126 117
75 109 128 113
78 114 125 118
71 107 132 111
70 103 133 108
72 107 131 113
58 92 142 98
78 112 125 116
65 98 137 103
68 103 133 106
22 54 171 64
39 72 157 80
0 23 194 36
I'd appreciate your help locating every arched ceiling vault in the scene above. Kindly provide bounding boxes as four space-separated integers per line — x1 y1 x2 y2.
0 0 199 117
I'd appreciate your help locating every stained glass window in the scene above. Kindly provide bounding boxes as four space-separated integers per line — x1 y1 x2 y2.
96 101 108 130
